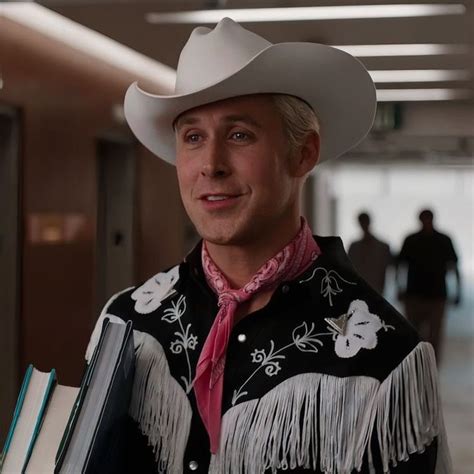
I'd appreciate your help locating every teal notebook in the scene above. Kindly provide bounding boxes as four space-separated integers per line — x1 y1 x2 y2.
0 365 33 470
1 365 56 473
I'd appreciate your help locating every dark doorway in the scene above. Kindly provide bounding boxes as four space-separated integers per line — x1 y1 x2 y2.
96 134 136 310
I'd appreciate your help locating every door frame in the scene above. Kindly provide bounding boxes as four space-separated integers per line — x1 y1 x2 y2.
0 104 22 445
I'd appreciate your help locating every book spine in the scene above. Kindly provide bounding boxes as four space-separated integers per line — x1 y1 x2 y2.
55 318 111 473
21 369 58 474
84 321 134 473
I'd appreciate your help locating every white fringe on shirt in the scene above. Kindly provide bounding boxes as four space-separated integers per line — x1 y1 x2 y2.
209 342 451 474
85 293 192 474
86 295 450 474
129 330 192 474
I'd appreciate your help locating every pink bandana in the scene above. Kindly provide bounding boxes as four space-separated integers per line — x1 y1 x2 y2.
193 219 321 453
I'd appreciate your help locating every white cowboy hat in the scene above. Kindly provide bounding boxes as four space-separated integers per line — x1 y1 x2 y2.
124 17 376 165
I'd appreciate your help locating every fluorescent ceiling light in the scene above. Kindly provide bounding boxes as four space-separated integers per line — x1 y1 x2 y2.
146 4 465 24
369 70 470 83
334 44 468 57
1 3 176 92
376 88 471 101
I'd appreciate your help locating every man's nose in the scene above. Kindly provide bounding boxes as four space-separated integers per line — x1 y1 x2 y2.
200 139 230 178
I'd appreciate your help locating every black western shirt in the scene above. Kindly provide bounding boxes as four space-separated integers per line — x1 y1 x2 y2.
86 236 449 473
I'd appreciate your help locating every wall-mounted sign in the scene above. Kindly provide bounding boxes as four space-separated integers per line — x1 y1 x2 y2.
26 213 93 244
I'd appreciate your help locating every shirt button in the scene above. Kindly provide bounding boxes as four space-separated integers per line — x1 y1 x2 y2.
237 333 247 343
188 460 199 471
281 284 290 294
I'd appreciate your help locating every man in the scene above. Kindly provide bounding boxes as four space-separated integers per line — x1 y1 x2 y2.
86 19 450 473
348 212 392 294
397 208 461 361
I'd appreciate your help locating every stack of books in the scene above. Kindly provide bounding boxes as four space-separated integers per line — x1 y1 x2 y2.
1 319 135 474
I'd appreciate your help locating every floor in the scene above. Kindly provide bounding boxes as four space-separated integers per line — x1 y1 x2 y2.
439 283 474 474
384 273 474 473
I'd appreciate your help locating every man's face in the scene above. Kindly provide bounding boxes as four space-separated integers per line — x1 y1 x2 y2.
175 95 301 247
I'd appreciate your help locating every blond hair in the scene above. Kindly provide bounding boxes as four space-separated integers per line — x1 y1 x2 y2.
271 94 320 154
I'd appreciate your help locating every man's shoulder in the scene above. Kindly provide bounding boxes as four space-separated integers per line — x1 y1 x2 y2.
328 290 418 379
301 239 420 381
434 229 454 243
374 236 390 249
104 263 185 322
348 238 362 249
400 231 423 254
403 231 419 243
85 262 193 361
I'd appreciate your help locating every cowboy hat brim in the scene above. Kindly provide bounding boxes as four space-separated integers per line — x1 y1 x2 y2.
124 42 376 165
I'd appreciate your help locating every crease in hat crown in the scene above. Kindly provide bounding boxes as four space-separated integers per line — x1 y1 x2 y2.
175 17 272 95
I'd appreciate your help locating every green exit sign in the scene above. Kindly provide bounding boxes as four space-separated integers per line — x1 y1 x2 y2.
373 103 403 132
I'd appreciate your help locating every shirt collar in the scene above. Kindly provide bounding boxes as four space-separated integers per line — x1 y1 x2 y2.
183 235 350 284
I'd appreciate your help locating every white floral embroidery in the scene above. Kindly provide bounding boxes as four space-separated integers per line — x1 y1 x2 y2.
161 295 197 393
131 265 179 314
250 348 269 364
250 342 285 378
299 267 356 306
162 294 186 323
264 361 282 377
293 322 325 353
232 301 396 405
232 323 329 405
170 326 198 354
331 300 394 358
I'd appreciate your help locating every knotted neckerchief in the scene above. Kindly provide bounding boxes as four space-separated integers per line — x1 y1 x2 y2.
193 219 321 453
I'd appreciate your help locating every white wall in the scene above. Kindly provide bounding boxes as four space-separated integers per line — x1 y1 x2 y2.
330 164 474 276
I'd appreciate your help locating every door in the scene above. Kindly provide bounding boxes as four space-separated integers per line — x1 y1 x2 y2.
96 135 136 310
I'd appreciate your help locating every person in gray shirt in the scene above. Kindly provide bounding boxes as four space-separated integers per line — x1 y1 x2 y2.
348 212 392 294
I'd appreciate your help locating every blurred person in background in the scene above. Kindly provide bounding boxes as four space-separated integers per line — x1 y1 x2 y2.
86 19 450 473
397 208 462 361
348 211 393 294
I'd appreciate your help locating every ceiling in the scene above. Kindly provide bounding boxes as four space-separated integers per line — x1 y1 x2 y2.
38 0 473 102
1 1 473 160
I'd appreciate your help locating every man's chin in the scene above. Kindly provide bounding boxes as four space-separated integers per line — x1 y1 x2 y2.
201 234 239 247
199 228 250 248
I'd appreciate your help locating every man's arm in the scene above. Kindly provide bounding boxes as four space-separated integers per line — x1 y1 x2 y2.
395 240 409 300
447 236 461 305
448 261 462 305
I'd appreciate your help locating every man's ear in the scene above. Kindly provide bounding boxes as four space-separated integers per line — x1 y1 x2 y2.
292 132 320 177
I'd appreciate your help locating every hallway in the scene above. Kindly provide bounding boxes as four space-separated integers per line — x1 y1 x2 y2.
439 276 474 474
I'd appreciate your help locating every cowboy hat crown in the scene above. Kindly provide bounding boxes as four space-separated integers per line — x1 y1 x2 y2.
176 18 271 94
124 18 376 165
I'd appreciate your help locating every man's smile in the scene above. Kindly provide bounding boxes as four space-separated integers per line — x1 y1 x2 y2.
198 193 244 210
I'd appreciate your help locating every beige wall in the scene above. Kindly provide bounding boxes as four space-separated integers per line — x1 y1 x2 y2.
21 106 101 386
0 19 186 444
19 105 186 388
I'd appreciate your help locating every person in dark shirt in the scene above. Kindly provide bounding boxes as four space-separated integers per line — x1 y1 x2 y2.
348 212 392 294
397 208 462 361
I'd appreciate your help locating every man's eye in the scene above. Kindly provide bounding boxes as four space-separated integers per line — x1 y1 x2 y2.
231 131 249 141
185 134 201 143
